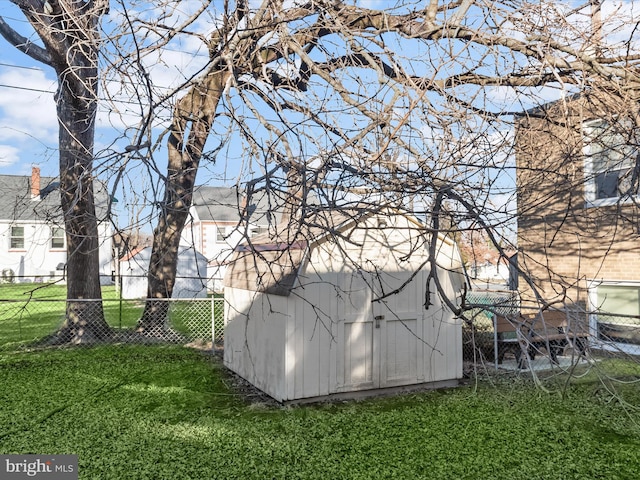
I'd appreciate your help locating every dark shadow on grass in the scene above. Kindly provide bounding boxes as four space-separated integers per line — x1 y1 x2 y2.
29 327 190 350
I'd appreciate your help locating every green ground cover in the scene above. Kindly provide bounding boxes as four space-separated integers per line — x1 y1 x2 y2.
0 345 639 479
0 281 66 299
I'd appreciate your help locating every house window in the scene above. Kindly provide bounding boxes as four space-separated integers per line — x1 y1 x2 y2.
10 226 24 249
594 283 640 346
583 119 639 206
250 226 265 237
51 227 65 249
216 226 226 243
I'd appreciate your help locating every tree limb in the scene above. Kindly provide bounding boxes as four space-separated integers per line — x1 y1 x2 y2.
0 15 52 66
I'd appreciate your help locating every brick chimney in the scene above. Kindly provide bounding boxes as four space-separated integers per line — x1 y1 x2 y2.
31 166 41 200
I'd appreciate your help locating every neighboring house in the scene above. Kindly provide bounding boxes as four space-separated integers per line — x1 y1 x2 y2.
459 235 515 289
468 257 512 289
515 94 640 352
181 186 283 292
223 207 466 403
0 167 113 284
119 245 207 299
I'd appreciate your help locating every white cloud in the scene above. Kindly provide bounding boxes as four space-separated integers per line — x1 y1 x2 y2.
484 85 571 113
95 22 211 136
0 67 58 142
0 144 20 167
599 1 640 52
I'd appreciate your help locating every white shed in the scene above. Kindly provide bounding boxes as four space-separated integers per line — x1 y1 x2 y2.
120 246 208 299
223 208 466 403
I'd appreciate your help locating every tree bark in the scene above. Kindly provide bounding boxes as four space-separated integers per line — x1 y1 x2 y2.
2 0 110 344
138 70 228 334
54 77 110 343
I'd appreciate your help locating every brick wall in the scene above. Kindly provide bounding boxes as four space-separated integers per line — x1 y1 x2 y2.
515 95 640 311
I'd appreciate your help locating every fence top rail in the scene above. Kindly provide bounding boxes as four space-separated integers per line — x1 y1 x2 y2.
467 288 518 295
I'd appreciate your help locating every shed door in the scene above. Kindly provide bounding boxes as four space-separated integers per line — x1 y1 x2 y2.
336 269 423 392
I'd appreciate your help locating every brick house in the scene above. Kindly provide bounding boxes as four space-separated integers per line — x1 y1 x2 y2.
515 93 640 351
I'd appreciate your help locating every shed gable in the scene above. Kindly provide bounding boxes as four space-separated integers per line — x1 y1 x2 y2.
224 241 308 296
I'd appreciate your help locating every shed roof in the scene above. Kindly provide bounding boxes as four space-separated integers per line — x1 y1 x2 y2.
224 207 436 296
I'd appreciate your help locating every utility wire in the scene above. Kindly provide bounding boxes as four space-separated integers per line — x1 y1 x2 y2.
0 83 54 94
0 83 171 109
0 82 193 114
0 62 42 71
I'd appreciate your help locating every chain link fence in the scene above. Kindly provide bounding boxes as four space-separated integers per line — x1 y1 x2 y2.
0 280 521 364
4 277 639 364
461 289 519 365
0 295 225 352
461 290 640 368
595 311 640 346
591 311 640 358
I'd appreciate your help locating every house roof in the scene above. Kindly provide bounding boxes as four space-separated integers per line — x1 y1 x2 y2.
0 172 110 223
515 92 582 118
119 245 147 262
191 186 284 226
0 173 60 222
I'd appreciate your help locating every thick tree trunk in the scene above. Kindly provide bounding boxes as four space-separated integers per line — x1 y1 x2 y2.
137 160 196 334
138 72 228 334
53 64 109 344
0 0 111 344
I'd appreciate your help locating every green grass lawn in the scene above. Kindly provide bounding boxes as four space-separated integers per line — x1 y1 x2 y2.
0 283 220 348
0 284 139 348
1 346 639 479
0 281 68 300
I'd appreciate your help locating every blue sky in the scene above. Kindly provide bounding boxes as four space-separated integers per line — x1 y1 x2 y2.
0 36 58 177
1 0 638 186
0 0 632 243
0 0 209 180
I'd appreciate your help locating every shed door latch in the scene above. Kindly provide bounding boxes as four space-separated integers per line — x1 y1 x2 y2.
374 315 384 328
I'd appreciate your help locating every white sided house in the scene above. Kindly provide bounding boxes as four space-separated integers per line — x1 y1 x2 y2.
182 186 281 293
0 167 113 284
223 208 466 403
119 246 208 299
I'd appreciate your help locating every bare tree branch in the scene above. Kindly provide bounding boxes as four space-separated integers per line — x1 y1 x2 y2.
0 16 52 65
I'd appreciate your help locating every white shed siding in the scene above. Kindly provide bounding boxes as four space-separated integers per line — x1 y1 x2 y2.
224 288 288 400
120 246 207 299
378 271 422 387
288 269 337 400
224 210 465 403
336 266 375 391
420 265 463 383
